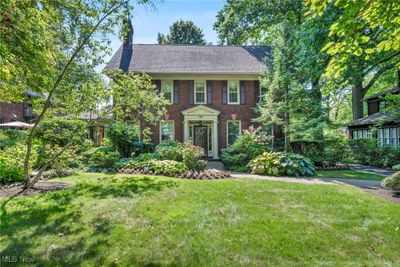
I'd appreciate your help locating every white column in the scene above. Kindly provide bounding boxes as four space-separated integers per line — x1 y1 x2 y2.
212 119 219 159
183 119 189 141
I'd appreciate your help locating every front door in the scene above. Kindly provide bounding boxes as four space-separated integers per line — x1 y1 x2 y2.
193 126 208 155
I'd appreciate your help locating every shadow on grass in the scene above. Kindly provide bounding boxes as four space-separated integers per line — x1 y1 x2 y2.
0 175 178 266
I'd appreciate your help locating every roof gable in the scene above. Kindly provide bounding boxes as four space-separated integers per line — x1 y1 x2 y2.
104 44 271 74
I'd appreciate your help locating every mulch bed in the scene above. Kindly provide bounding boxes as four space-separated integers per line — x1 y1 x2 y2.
363 188 400 205
0 182 71 198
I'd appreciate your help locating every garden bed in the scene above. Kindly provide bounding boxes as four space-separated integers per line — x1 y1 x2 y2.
0 182 71 197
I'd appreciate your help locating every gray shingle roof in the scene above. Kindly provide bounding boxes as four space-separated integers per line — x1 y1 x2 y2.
104 44 270 74
348 112 400 127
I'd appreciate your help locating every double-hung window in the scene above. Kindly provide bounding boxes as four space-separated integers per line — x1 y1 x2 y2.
227 120 241 146
160 121 174 142
384 128 390 145
377 129 383 146
228 81 240 104
194 81 206 104
390 128 397 146
161 80 173 103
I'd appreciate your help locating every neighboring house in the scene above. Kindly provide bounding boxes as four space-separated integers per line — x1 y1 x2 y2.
348 86 400 147
105 20 271 159
0 90 39 126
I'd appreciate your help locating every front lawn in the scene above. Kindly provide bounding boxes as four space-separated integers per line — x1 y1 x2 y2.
1 173 399 266
315 169 386 180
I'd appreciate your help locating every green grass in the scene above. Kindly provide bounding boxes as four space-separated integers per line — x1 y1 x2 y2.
1 173 399 266
315 169 386 180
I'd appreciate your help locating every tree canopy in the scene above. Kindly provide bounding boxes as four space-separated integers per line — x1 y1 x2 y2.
157 19 207 45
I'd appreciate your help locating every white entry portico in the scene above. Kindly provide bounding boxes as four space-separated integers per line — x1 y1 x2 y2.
181 105 220 159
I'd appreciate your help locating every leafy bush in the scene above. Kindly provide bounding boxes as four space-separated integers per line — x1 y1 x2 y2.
156 141 206 171
35 117 88 147
155 141 183 161
249 152 315 177
181 143 206 171
221 127 270 171
0 156 24 184
82 147 120 168
0 129 27 149
322 137 400 168
120 159 188 176
35 145 79 176
106 123 148 157
381 171 400 191
0 145 38 184
393 164 400 171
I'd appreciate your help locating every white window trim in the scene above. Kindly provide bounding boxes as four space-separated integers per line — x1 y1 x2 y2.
159 120 175 143
194 80 207 104
228 80 240 105
226 120 241 146
161 80 174 104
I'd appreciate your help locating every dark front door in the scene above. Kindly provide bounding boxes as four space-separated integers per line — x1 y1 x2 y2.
193 126 208 155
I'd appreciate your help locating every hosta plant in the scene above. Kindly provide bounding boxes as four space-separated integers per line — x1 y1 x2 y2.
249 152 315 177
119 160 188 176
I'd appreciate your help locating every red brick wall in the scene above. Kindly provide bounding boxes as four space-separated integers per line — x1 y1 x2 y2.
142 80 259 150
0 102 25 123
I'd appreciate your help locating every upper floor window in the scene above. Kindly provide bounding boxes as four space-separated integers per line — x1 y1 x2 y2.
228 81 240 104
227 120 241 146
161 80 173 103
194 81 206 104
160 121 174 142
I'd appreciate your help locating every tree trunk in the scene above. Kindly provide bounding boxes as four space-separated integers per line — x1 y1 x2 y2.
311 79 324 141
284 84 290 152
352 82 365 120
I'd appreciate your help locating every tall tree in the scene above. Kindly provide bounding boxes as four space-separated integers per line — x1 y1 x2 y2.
157 19 206 45
0 0 155 188
307 0 400 119
214 0 332 141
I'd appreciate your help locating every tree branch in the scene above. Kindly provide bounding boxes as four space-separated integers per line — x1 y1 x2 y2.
363 51 400 75
363 60 400 93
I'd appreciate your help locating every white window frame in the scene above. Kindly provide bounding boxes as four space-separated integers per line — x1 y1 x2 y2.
159 120 175 143
228 81 240 105
194 80 207 104
377 129 383 146
161 80 173 103
226 120 241 146
390 128 397 146
384 128 390 145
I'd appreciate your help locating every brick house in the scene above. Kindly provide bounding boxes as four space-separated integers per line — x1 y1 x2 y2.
348 86 400 147
0 90 38 126
105 21 270 159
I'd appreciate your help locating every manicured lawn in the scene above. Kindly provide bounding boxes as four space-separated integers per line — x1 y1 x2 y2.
1 173 399 266
315 169 386 181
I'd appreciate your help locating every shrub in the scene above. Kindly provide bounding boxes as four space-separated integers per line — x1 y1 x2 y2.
249 152 315 177
119 159 188 176
35 145 79 176
0 129 27 149
156 141 206 171
393 164 400 171
82 147 120 168
181 143 206 171
178 169 230 179
0 156 24 184
35 117 88 147
381 171 400 192
105 123 147 157
155 141 183 161
221 127 270 171
0 145 38 184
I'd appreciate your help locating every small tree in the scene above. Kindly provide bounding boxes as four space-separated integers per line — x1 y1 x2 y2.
157 20 207 45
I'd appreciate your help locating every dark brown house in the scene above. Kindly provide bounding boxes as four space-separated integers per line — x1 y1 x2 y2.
105 22 270 159
348 87 400 147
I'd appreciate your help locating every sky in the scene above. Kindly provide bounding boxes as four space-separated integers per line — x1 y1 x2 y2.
101 0 226 71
